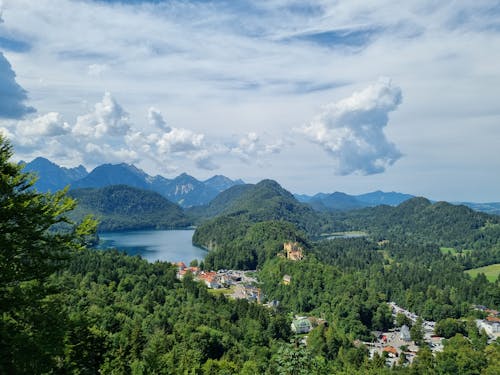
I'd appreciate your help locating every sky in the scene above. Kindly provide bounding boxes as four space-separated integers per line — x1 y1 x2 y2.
1 0 499 202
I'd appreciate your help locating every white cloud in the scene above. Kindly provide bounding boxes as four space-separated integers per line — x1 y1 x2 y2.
230 132 285 162
87 63 108 77
0 126 13 138
194 150 219 170
74 92 130 139
157 127 204 154
83 142 138 165
2 0 500 199
148 107 171 132
300 78 402 175
18 112 70 137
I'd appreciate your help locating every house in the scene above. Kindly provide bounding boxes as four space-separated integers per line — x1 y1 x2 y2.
486 316 500 323
283 274 292 285
283 242 304 261
291 318 312 334
383 346 398 357
197 271 221 289
400 325 411 342
477 319 500 336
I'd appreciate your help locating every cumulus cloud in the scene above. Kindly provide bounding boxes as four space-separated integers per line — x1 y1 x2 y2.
148 107 171 132
157 128 204 154
230 132 284 162
0 52 35 119
74 92 130 138
300 78 403 175
18 112 70 137
82 142 139 165
2 88 281 172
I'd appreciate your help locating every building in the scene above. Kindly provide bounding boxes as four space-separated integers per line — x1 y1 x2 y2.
400 325 411 342
197 271 221 289
283 274 292 285
383 346 399 358
291 318 312 334
283 241 304 261
477 319 500 336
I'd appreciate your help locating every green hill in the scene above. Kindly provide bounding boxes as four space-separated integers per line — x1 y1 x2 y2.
336 197 500 249
186 183 253 221
191 179 334 234
69 185 191 231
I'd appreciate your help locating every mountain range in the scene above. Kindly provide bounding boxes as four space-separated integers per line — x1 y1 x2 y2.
22 157 500 215
295 190 416 211
22 157 243 208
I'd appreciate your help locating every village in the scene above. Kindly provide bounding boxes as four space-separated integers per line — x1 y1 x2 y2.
174 241 500 368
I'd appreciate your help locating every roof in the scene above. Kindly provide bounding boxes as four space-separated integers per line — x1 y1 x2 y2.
383 346 398 355
486 316 500 323
292 318 312 329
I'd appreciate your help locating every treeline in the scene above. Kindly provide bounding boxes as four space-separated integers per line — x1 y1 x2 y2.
69 185 191 231
194 218 308 270
196 216 500 323
332 197 500 250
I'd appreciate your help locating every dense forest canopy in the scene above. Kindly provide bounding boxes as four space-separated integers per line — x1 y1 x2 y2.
2 135 500 374
69 185 191 231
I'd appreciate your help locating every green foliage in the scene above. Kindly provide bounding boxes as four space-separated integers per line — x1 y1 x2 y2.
410 317 424 344
435 334 487 374
69 184 191 231
196 218 308 270
395 313 412 328
0 135 97 374
434 318 466 339
192 179 338 236
333 197 500 251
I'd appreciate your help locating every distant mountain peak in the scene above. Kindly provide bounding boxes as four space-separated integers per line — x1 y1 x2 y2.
204 174 244 193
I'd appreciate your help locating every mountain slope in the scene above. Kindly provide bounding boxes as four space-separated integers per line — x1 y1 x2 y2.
337 197 500 249
153 173 219 207
309 192 366 211
72 163 150 190
186 183 254 221
22 157 87 192
204 175 244 192
25 158 243 207
69 185 191 231
355 190 414 206
194 179 336 236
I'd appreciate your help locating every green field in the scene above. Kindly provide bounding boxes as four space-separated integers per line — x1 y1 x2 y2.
465 263 500 282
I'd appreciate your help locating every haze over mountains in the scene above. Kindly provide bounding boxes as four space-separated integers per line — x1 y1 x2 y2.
22 157 500 215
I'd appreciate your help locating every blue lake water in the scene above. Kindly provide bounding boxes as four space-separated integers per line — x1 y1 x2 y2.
98 229 206 264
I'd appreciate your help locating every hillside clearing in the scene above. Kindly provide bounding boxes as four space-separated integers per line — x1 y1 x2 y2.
466 264 500 282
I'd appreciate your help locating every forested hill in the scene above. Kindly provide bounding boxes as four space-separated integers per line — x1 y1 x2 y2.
191 179 336 235
186 183 254 220
69 185 191 231
335 197 500 249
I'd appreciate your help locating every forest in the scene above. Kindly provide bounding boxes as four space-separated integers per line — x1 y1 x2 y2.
2 134 500 374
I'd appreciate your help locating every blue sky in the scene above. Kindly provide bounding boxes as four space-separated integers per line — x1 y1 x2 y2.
1 0 500 201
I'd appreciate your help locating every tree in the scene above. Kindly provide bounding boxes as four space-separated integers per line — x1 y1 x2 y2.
372 303 393 331
0 136 96 374
434 318 466 339
0 136 96 286
395 312 412 328
410 317 424 344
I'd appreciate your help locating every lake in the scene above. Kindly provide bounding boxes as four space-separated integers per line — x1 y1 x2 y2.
98 229 207 264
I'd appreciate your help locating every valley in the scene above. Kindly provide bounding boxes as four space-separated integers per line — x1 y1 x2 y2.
2 148 500 374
